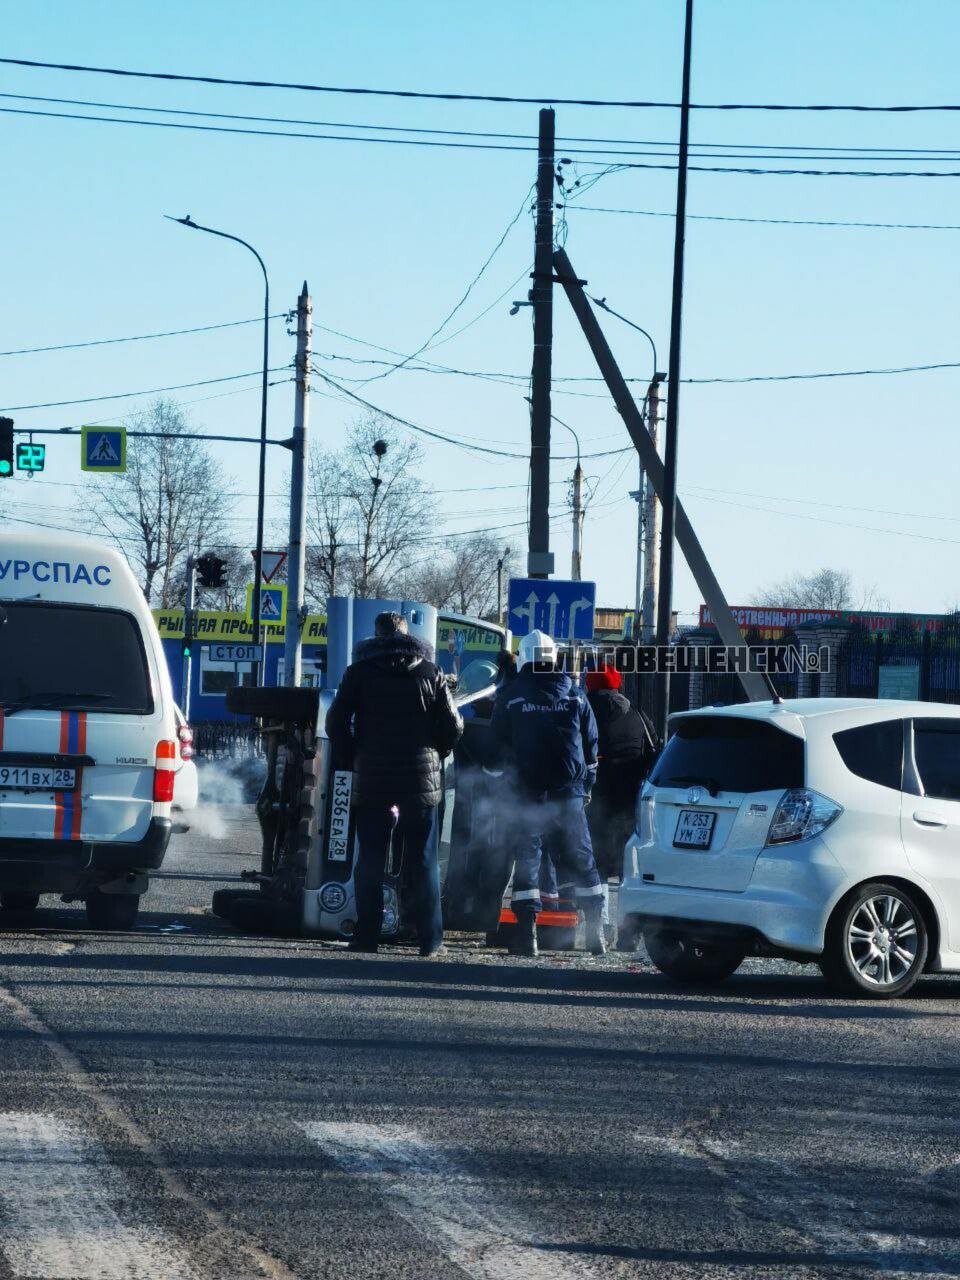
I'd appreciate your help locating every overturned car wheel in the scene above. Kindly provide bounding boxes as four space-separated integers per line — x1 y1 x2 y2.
644 926 746 985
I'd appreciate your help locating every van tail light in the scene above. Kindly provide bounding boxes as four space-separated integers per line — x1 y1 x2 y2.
178 723 194 761
153 740 177 804
765 789 842 847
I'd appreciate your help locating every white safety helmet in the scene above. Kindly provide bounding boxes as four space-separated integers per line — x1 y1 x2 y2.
517 629 558 671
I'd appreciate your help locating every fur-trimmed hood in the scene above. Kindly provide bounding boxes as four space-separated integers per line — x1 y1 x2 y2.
354 631 436 672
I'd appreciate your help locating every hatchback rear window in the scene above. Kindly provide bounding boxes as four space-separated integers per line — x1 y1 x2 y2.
833 720 903 791
651 715 804 794
0 601 153 714
914 719 960 802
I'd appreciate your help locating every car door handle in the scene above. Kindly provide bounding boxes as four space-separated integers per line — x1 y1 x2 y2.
913 810 949 829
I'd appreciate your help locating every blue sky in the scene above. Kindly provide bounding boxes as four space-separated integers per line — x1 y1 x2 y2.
4 0 960 619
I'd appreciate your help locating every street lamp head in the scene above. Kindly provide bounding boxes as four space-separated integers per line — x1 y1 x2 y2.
163 214 197 229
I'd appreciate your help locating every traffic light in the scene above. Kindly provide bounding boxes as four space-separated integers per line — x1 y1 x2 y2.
195 553 227 589
0 418 14 479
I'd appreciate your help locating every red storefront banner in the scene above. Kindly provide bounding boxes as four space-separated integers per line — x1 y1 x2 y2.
698 605 948 638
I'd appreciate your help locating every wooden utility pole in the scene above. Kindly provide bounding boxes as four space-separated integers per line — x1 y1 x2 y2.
528 107 555 580
655 0 695 738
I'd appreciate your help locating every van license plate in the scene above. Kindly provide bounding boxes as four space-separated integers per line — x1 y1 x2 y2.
674 809 716 849
0 764 77 791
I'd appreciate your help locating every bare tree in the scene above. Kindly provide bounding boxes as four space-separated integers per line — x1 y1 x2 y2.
407 535 517 618
303 448 347 606
81 399 232 606
303 417 436 603
755 567 886 611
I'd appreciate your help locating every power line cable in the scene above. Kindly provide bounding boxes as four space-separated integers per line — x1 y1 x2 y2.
356 187 533 386
2 367 289 412
318 344 960 387
0 313 286 358
563 203 960 232
314 370 629 460
9 57 960 112
12 92 960 163
7 102 960 176
684 491 960 547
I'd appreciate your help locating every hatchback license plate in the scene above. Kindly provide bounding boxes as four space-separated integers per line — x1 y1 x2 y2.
0 764 77 791
674 809 716 849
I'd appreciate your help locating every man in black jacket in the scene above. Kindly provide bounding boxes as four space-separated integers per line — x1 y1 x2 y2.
584 665 659 878
325 612 463 956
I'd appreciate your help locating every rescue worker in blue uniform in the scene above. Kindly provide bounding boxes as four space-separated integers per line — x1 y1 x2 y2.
490 629 605 958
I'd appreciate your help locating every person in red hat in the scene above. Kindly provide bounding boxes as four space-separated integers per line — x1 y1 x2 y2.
583 665 659 879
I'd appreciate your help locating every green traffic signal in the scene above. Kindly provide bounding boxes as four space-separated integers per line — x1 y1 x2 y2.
0 417 13 479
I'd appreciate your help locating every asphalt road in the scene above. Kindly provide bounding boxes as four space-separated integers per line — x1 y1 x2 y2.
1 806 959 1279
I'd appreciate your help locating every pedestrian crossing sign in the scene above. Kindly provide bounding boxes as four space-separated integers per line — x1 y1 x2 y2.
81 426 127 473
246 583 287 627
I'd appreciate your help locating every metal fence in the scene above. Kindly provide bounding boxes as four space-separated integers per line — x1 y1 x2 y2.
835 619 960 703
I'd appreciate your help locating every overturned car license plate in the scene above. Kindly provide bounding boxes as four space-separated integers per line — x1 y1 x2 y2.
0 764 77 791
674 809 716 850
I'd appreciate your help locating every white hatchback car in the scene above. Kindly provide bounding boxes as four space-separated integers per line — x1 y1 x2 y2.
619 698 960 998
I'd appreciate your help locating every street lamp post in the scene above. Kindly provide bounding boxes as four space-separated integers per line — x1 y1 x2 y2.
593 299 661 637
496 546 511 625
552 416 584 582
166 214 270 683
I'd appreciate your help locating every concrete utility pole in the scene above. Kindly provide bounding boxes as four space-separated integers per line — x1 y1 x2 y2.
528 106 555 580
571 462 584 581
642 374 665 642
552 244 772 708
284 282 312 687
182 555 196 721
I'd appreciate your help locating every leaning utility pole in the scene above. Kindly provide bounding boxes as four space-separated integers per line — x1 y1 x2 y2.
641 374 665 641
552 244 771 707
528 106 555 580
655 0 695 737
571 461 584 581
284 282 312 687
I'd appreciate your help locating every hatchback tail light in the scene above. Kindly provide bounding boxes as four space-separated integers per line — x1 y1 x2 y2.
153 739 177 804
635 785 656 842
765 789 842 846
178 722 194 761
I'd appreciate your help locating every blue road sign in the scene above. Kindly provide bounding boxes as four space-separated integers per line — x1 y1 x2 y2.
81 426 126 473
508 577 596 641
245 583 287 627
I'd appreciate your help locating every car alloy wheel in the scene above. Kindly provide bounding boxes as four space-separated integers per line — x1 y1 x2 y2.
822 881 928 998
846 892 919 989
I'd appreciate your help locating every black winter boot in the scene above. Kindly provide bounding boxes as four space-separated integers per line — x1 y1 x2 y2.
581 897 606 956
509 904 539 958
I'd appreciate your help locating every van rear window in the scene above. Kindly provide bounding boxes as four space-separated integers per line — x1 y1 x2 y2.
651 715 804 794
0 601 153 714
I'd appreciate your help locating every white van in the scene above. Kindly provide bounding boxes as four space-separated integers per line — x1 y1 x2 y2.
0 530 178 928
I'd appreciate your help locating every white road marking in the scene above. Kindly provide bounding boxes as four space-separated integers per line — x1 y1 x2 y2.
0 1111 196 1280
304 1121 596 1280
0 985 297 1280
